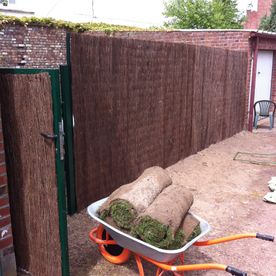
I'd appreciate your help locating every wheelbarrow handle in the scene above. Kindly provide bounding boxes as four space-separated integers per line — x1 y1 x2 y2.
194 233 256 246
226 266 247 276
256 233 274 242
142 255 247 275
194 232 274 246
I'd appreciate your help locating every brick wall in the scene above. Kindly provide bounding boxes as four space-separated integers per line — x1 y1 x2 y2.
0 25 254 127
0 27 251 67
91 30 253 128
3 24 274 130
0 114 16 276
0 27 253 113
110 30 251 51
244 0 273 29
258 37 276 50
112 30 276 124
0 25 66 68
244 10 258 29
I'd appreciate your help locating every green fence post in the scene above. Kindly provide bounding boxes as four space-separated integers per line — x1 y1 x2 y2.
60 64 77 215
59 32 77 215
49 70 70 276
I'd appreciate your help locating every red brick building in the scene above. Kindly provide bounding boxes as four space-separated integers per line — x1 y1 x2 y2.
244 0 273 29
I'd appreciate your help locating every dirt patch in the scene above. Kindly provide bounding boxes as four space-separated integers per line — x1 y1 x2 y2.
68 125 276 275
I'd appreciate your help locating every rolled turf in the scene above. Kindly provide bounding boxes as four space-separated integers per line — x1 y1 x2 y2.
181 213 201 243
98 166 172 229
167 214 201 249
132 184 194 249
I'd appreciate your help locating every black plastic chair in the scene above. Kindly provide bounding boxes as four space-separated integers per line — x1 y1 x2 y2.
253 100 276 129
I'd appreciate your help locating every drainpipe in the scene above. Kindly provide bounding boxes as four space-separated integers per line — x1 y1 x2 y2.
248 36 259 132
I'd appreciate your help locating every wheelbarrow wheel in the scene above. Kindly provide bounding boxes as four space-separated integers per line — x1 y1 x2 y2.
96 224 131 264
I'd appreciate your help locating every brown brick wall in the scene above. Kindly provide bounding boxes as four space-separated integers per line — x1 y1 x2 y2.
0 25 66 68
109 31 251 51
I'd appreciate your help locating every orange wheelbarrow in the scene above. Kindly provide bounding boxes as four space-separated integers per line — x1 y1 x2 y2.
88 198 274 276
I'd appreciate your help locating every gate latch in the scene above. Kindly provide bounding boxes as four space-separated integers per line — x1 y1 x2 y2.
40 121 65 161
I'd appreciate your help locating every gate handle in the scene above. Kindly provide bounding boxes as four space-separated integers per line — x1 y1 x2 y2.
40 132 58 140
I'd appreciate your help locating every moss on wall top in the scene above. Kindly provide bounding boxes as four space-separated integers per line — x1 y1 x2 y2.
0 14 162 33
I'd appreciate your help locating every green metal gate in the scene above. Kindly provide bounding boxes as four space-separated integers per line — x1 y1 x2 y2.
0 68 69 276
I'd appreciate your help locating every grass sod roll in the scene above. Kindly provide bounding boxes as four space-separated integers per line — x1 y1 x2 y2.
133 214 201 249
133 216 176 249
168 230 185 250
109 199 137 229
133 184 194 249
98 166 172 229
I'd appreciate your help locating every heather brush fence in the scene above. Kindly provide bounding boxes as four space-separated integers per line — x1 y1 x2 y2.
71 34 248 210
0 73 62 275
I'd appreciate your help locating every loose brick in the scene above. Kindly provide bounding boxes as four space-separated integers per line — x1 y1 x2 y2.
0 164 6 175
0 185 7 196
0 152 5 163
0 174 7 186
0 206 10 217
0 195 9 207
0 235 13 250
0 216 11 228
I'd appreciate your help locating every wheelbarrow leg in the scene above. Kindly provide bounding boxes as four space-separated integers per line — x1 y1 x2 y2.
134 254 145 276
155 254 185 276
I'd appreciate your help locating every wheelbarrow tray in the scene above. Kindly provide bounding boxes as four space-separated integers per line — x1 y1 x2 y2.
87 197 211 263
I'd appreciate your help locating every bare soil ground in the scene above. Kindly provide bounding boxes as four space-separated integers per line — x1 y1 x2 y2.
68 120 276 276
